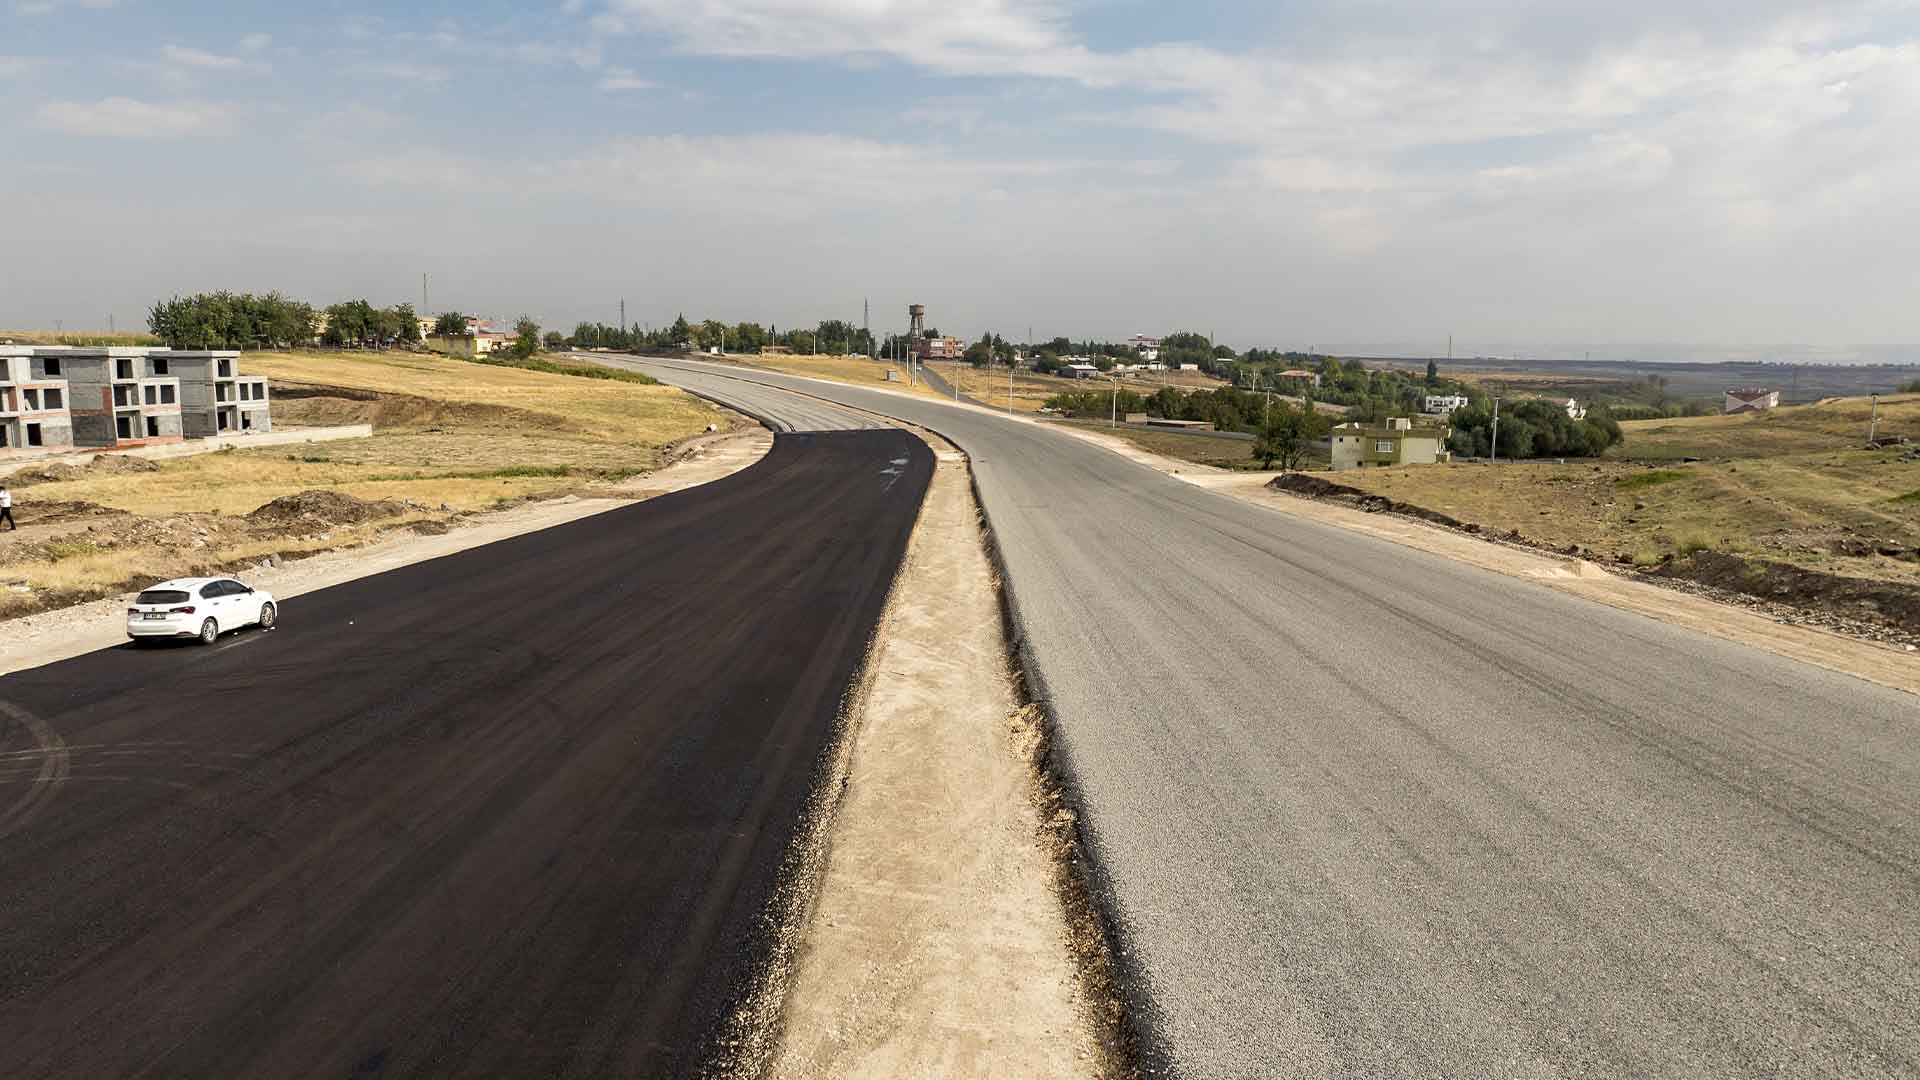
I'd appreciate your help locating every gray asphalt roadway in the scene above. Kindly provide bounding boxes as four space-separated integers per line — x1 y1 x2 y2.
619 356 1920 1079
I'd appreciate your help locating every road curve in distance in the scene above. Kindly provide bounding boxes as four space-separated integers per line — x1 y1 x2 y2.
0 428 933 1079
610 355 1920 1080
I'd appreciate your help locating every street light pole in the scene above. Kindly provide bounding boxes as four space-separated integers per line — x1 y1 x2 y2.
1491 396 1501 464
1110 375 1119 429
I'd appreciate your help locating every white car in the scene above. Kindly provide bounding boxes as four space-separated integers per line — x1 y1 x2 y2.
127 577 278 646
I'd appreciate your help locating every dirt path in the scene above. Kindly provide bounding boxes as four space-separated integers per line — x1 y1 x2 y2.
767 435 1103 1080
0 429 771 676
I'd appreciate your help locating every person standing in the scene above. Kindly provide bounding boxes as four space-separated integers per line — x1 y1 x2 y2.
0 483 13 531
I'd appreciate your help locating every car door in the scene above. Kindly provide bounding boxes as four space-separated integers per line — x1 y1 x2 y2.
217 580 252 626
225 581 257 626
198 582 228 628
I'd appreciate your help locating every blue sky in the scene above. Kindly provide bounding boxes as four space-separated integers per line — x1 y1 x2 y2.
4 1 1919 356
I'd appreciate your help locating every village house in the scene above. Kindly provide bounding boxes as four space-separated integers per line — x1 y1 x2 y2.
1329 417 1452 471
1423 393 1470 415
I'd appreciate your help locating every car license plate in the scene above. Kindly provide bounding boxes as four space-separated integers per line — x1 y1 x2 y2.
143 613 167 620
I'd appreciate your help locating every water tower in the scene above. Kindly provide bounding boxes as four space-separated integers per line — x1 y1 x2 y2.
908 304 926 341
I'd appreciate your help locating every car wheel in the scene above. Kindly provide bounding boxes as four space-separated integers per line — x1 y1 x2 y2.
259 602 276 630
198 618 219 646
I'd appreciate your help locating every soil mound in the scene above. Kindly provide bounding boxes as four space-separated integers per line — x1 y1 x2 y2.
247 490 409 528
8 455 160 486
1654 550 1920 635
1267 472 1478 532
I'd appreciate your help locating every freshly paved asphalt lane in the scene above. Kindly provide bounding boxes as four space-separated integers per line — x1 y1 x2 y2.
0 429 932 1079
624 357 1920 1079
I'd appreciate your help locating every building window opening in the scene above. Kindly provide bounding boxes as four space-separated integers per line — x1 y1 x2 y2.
116 415 132 440
151 358 168 376
27 422 43 447
116 358 133 380
43 388 62 410
146 417 160 438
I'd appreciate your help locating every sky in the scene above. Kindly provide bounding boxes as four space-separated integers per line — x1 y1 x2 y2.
3 0 1919 358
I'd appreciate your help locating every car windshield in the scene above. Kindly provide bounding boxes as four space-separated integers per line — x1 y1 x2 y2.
136 590 190 606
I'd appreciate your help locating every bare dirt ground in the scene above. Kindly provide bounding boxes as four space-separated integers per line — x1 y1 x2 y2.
767 433 1108 1080
0 429 770 676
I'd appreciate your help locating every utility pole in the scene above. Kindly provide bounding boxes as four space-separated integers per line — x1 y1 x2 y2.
620 299 626 340
422 273 429 317
1491 397 1501 463
1110 375 1119 429
1869 395 1881 445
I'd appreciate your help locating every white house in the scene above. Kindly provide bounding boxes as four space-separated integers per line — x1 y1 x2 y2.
1061 363 1101 379
1129 334 1161 361
1565 398 1588 420
1724 388 1780 414
1423 393 1470 415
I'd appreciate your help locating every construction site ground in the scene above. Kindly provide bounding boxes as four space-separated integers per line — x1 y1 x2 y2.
0 349 739 623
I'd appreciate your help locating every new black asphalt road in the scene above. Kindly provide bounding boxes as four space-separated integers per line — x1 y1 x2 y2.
617 357 1920 1080
0 429 932 1079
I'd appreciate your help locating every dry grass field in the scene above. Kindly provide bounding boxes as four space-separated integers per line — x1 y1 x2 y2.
0 349 732 617
0 329 163 347
1613 392 1920 460
1320 393 1920 585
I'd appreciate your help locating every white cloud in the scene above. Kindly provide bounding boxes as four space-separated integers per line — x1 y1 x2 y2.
160 44 256 71
598 67 657 91
347 60 453 85
596 0 1092 78
13 0 115 13
35 97 235 138
239 33 273 53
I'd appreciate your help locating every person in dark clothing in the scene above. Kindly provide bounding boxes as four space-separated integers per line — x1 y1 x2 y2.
0 484 14 530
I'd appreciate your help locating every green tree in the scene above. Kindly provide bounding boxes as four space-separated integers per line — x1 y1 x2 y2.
1253 402 1329 470
512 316 540 359
434 312 470 338
1426 358 1439 386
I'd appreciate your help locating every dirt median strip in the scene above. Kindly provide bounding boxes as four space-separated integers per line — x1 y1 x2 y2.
766 432 1114 1080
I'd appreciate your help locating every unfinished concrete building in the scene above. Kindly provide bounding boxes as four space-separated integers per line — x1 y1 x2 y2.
59 348 185 448
166 351 272 436
0 346 76 450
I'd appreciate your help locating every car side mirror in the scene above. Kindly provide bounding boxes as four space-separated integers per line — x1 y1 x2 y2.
244 586 254 593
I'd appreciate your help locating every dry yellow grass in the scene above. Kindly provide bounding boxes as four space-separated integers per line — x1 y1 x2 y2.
6 522 413 601
10 350 731 517
1616 392 1920 460
0 349 738 619
1325 448 1920 584
248 350 721 444
0 329 163 347
17 451 606 516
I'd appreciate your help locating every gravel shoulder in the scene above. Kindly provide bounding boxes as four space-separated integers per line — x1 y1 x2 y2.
0 429 770 676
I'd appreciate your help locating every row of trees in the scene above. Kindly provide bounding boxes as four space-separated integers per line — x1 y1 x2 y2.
148 292 319 349
563 315 879 356
1445 400 1623 458
147 292 425 349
